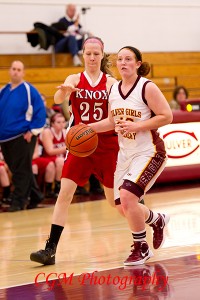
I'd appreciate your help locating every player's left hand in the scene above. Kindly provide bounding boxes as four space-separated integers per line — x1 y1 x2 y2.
115 120 139 136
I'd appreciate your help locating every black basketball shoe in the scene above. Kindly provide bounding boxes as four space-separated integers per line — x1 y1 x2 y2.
30 239 56 265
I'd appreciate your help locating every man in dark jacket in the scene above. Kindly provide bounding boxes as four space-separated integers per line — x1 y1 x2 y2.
54 3 85 66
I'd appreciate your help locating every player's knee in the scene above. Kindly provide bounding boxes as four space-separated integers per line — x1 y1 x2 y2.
57 188 73 204
47 162 55 172
120 189 138 211
55 157 64 168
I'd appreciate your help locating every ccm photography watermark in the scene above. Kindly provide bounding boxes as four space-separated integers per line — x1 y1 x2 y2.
35 270 168 291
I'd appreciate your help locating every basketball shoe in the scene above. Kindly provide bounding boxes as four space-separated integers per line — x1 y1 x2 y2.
150 213 170 249
30 239 56 265
124 241 153 266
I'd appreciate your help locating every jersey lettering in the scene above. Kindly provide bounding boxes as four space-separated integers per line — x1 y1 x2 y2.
76 89 108 100
111 108 141 119
125 109 141 118
111 108 125 117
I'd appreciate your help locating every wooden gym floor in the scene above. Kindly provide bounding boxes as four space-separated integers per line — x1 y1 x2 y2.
0 181 200 299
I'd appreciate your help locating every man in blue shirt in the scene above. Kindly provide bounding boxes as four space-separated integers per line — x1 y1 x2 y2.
0 61 46 212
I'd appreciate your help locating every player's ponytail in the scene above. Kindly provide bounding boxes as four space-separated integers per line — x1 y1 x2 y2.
100 53 113 76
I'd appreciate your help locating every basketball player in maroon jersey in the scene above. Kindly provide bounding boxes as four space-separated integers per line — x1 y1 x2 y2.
30 37 120 265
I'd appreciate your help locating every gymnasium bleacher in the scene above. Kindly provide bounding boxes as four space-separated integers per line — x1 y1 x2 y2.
0 51 200 107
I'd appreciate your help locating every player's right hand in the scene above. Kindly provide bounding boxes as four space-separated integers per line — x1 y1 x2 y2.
56 84 80 93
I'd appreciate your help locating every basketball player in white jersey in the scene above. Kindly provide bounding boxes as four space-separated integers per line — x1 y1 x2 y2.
90 46 173 265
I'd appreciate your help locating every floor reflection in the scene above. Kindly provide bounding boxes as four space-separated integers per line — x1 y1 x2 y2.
2 254 200 300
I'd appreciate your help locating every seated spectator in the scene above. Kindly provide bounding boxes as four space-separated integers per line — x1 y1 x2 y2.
38 113 67 196
54 3 91 66
169 86 189 110
0 159 11 206
27 4 91 66
32 138 56 198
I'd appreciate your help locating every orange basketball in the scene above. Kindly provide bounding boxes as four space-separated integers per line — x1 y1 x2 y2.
65 124 98 157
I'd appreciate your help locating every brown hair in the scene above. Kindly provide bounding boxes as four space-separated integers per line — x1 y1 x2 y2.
118 46 150 76
83 36 113 76
50 113 65 125
173 86 189 100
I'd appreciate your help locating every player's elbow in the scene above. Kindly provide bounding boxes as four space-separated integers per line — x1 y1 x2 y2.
166 110 173 124
54 92 64 104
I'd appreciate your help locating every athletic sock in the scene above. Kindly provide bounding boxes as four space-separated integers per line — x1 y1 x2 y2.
132 229 146 242
145 210 159 225
47 224 64 250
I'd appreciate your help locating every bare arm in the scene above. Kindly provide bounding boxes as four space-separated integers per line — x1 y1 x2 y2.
54 74 80 104
106 76 118 93
117 82 173 134
89 103 115 133
32 138 40 159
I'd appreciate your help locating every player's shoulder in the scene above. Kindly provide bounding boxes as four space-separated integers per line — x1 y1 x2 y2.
64 73 81 86
106 76 118 93
66 73 80 81
106 75 118 85
42 127 52 137
143 78 158 92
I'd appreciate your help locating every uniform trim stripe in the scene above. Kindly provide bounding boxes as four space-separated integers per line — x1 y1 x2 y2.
142 80 151 105
146 210 153 223
120 179 144 198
